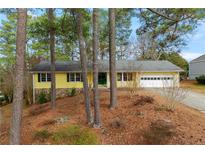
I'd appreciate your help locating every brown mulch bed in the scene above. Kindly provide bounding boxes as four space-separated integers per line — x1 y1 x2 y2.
1 89 205 144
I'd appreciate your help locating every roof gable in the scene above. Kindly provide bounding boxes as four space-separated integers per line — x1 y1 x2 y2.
190 54 205 63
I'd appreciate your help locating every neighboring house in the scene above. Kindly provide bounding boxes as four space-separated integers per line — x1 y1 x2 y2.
189 54 205 80
30 60 183 102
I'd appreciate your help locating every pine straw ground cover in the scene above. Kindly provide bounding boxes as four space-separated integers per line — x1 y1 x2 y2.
1 89 205 144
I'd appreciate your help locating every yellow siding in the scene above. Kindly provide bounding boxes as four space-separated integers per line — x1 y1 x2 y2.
34 73 92 89
34 71 180 89
141 72 178 75
114 72 179 88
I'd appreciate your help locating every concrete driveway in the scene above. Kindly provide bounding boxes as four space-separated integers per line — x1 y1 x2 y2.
182 90 205 112
149 88 205 112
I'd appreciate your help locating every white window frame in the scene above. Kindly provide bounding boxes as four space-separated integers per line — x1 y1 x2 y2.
75 73 82 82
68 73 82 82
39 73 51 82
117 72 133 81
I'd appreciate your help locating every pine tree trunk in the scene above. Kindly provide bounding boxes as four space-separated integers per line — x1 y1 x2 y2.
76 9 93 124
10 8 27 145
0 107 3 136
109 8 117 108
93 8 100 127
48 8 56 110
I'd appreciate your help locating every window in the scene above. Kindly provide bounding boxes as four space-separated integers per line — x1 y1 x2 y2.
117 73 132 81
117 73 122 81
38 73 51 82
123 73 127 81
70 73 75 82
47 73 51 81
123 73 132 81
76 73 81 81
41 73 46 82
67 73 82 82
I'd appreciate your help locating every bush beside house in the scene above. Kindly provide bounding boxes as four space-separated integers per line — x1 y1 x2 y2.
196 75 205 84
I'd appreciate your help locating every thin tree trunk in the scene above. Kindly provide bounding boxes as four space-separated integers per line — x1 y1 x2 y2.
10 8 27 145
0 107 3 137
48 8 56 110
93 8 100 127
109 8 117 108
76 9 93 124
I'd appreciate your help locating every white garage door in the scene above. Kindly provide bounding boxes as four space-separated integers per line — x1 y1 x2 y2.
140 75 174 88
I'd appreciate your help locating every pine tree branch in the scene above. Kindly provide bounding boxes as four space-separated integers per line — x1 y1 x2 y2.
147 8 179 22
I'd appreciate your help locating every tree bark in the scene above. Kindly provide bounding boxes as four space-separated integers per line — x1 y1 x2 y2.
48 8 56 110
0 107 2 137
10 8 27 145
109 9 117 108
92 8 100 127
76 9 93 124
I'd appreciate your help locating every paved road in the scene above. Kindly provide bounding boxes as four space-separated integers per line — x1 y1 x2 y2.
149 88 205 112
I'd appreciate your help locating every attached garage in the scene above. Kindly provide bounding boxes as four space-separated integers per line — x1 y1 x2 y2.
140 75 174 87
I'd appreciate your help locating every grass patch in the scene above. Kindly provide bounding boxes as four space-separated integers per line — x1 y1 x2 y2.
51 125 98 145
154 104 175 112
181 80 205 93
32 125 98 144
33 129 51 142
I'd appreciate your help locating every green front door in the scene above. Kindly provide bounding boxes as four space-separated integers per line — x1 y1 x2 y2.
98 73 107 85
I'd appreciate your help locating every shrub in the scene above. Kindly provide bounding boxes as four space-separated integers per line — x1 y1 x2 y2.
143 119 176 144
154 104 175 112
51 125 98 145
196 75 205 84
66 88 77 97
133 95 154 106
0 95 5 106
33 129 51 142
37 91 48 104
4 94 12 104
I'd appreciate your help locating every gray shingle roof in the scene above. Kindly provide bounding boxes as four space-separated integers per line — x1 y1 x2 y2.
30 60 184 73
190 54 205 63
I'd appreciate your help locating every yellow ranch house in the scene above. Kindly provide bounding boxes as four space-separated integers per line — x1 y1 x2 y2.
30 60 183 102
